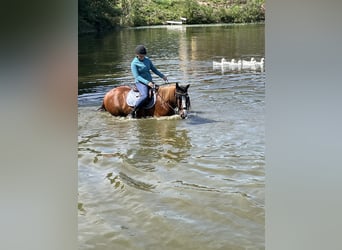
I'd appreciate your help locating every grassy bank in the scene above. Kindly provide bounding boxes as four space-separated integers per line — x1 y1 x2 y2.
79 0 265 34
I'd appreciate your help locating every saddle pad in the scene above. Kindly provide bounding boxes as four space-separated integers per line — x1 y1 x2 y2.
126 89 156 109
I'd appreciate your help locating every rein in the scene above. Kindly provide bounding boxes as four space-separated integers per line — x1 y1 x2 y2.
155 89 178 114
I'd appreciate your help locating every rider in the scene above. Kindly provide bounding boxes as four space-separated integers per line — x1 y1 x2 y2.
129 45 168 118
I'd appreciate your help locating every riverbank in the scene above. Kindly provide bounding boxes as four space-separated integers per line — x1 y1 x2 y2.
79 0 265 34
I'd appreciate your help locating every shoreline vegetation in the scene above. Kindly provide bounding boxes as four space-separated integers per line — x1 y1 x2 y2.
79 0 265 34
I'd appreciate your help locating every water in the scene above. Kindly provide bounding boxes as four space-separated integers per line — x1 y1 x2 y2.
78 23 265 249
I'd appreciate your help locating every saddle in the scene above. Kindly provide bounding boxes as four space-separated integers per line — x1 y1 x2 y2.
132 84 159 96
126 85 158 109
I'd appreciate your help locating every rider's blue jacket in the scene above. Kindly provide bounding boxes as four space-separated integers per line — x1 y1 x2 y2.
131 56 165 85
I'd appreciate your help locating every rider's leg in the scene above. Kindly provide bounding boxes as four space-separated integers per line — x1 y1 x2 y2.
129 82 149 117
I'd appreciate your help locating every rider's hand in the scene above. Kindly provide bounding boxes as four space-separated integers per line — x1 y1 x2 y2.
162 76 168 81
148 82 154 88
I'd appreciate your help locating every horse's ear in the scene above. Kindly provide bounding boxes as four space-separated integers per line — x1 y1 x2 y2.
185 84 190 91
176 82 179 88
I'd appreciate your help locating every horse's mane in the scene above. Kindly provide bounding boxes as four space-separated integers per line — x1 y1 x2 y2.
159 83 176 89
157 84 176 101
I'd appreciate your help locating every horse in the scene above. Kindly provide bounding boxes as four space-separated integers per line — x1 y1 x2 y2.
98 82 190 119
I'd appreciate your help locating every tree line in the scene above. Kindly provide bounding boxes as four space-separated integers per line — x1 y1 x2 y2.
79 0 265 34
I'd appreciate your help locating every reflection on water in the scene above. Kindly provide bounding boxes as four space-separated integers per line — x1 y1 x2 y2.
134 119 191 163
79 24 264 250
105 171 156 192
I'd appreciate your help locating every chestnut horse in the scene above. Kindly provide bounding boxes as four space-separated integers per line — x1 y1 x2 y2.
98 83 190 119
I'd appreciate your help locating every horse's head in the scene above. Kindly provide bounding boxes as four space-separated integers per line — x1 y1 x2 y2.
175 83 191 119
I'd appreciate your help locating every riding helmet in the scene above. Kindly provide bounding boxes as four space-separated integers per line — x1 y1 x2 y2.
135 45 147 55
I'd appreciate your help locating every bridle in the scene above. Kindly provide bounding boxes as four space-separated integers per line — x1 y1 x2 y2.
174 91 190 114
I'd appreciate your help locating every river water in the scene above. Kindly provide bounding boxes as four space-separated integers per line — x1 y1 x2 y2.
78 24 265 249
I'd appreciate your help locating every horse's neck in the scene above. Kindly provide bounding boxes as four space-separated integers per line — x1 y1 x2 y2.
159 85 176 104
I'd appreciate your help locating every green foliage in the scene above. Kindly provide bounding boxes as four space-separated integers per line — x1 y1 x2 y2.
79 0 265 33
182 0 217 24
226 0 265 23
79 0 121 33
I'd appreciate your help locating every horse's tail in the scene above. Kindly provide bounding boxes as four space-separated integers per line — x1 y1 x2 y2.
97 102 106 112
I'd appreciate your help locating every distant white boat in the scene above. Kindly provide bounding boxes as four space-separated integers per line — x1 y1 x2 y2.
166 17 187 25
166 21 183 25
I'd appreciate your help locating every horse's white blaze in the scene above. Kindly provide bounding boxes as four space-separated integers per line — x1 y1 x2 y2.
181 96 187 109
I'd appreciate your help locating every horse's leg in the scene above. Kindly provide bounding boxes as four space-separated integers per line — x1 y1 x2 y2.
118 92 133 116
97 102 106 111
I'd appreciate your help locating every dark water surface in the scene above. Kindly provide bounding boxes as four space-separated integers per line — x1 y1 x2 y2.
78 23 265 249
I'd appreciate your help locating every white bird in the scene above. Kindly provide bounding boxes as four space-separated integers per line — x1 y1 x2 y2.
241 57 259 70
242 57 256 67
213 58 227 67
213 57 265 72
237 59 242 69
255 58 265 68
226 59 240 70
